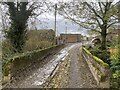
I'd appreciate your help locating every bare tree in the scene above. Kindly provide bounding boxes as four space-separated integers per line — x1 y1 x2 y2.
58 1 119 50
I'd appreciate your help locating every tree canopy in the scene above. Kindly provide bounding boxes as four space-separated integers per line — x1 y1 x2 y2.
58 1 119 50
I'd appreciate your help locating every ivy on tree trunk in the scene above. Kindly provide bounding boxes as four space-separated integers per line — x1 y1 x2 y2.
5 2 31 52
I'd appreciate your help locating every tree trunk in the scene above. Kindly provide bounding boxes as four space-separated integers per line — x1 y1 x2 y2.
6 2 29 53
101 26 107 50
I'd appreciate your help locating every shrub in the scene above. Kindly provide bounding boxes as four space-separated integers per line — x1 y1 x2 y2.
110 57 120 73
110 51 120 89
89 45 111 65
83 47 109 68
24 40 54 52
2 40 17 62
110 77 120 89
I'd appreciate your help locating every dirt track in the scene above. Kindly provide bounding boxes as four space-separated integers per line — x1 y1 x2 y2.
66 43 98 88
4 43 98 88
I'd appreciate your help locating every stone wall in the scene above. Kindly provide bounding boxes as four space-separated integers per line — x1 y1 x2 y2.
82 47 110 88
3 45 63 83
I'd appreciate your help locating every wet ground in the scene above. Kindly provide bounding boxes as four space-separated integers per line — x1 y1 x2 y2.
66 43 98 88
4 44 76 88
4 43 98 88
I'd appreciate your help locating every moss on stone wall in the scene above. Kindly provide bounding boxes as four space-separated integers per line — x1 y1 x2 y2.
82 47 109 68
3 45 62 78
82 47 110 87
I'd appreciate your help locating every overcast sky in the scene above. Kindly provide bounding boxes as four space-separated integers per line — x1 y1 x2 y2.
0 0 88 37
34 12 88 36
24 0 88 36
34 0 119 36
0 0 119 37
33 0 88 36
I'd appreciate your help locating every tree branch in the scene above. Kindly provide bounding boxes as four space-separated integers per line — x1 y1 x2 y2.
85 2 103 21
98 2 104 14
107 21 119 29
